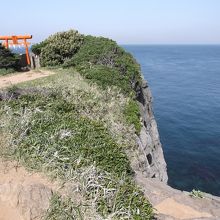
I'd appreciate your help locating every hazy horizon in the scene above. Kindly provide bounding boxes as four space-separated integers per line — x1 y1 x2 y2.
1 0 220 45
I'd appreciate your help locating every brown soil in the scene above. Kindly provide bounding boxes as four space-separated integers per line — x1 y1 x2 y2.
0 158 84 220
0 160 57 220
0 202 24 220
0 70 55 89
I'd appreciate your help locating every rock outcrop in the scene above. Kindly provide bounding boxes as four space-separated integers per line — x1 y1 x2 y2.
134 78 220 220
135 79 168 182
136 172 220 219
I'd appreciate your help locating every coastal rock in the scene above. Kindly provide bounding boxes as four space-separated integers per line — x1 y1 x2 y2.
135 79 168 182
133 77 220 220
136 172 220 220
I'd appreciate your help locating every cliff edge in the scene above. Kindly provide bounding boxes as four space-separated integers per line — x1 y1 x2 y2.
135 79 168 182
1 30 220 219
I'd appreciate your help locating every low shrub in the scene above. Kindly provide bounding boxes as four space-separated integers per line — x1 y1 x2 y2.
31 41 48 55
32 30 144 132
77 65 133 95
67 35 142 95
33 30 83 67
0 43 20 74
124 100 141 134
33 32 142 96
0 68 16 76
190 189 204 198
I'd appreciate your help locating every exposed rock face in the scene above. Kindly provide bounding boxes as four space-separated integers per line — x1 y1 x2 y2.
136 172 220 220
134 80 220 219
135 79 168 183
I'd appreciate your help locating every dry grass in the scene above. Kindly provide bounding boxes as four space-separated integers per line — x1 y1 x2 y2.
0 69 153 219
20 69 138 150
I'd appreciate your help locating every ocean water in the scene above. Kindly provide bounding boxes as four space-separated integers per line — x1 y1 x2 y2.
123 45 220 196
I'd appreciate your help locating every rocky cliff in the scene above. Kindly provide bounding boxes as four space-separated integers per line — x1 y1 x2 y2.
134 78 220 220
135 78 168 183
1 68 220 219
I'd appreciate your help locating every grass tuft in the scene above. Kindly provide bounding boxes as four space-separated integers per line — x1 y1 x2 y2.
0 71 153 219
0 68 16 76
124 100 141 134
45 194 84 220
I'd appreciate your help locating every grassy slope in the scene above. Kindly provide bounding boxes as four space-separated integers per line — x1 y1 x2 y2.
0 69 153 219
33 33 143 134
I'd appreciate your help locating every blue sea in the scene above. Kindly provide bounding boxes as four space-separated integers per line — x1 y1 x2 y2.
124 45 220 196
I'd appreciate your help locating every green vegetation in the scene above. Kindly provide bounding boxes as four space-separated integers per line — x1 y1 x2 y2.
0 68 16 75
124 100 141 134
31 41 48 55
0 30 153 219
190 189 204 198
45 194 84 220
78 65 133 94
32 30 83 66
32 30 144 135
33 31 142 96
68 35 142 96
0 43 20 75
6 92 131 177
92 175 153 219
0 71 153 219
45 168 153 220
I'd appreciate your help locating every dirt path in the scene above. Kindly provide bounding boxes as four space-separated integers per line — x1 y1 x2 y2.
0 158 84 220
0 70 56 89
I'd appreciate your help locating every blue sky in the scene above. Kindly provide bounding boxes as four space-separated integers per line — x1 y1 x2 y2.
1 0 220 44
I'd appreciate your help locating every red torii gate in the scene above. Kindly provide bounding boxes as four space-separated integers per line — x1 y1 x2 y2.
0 35 32 65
